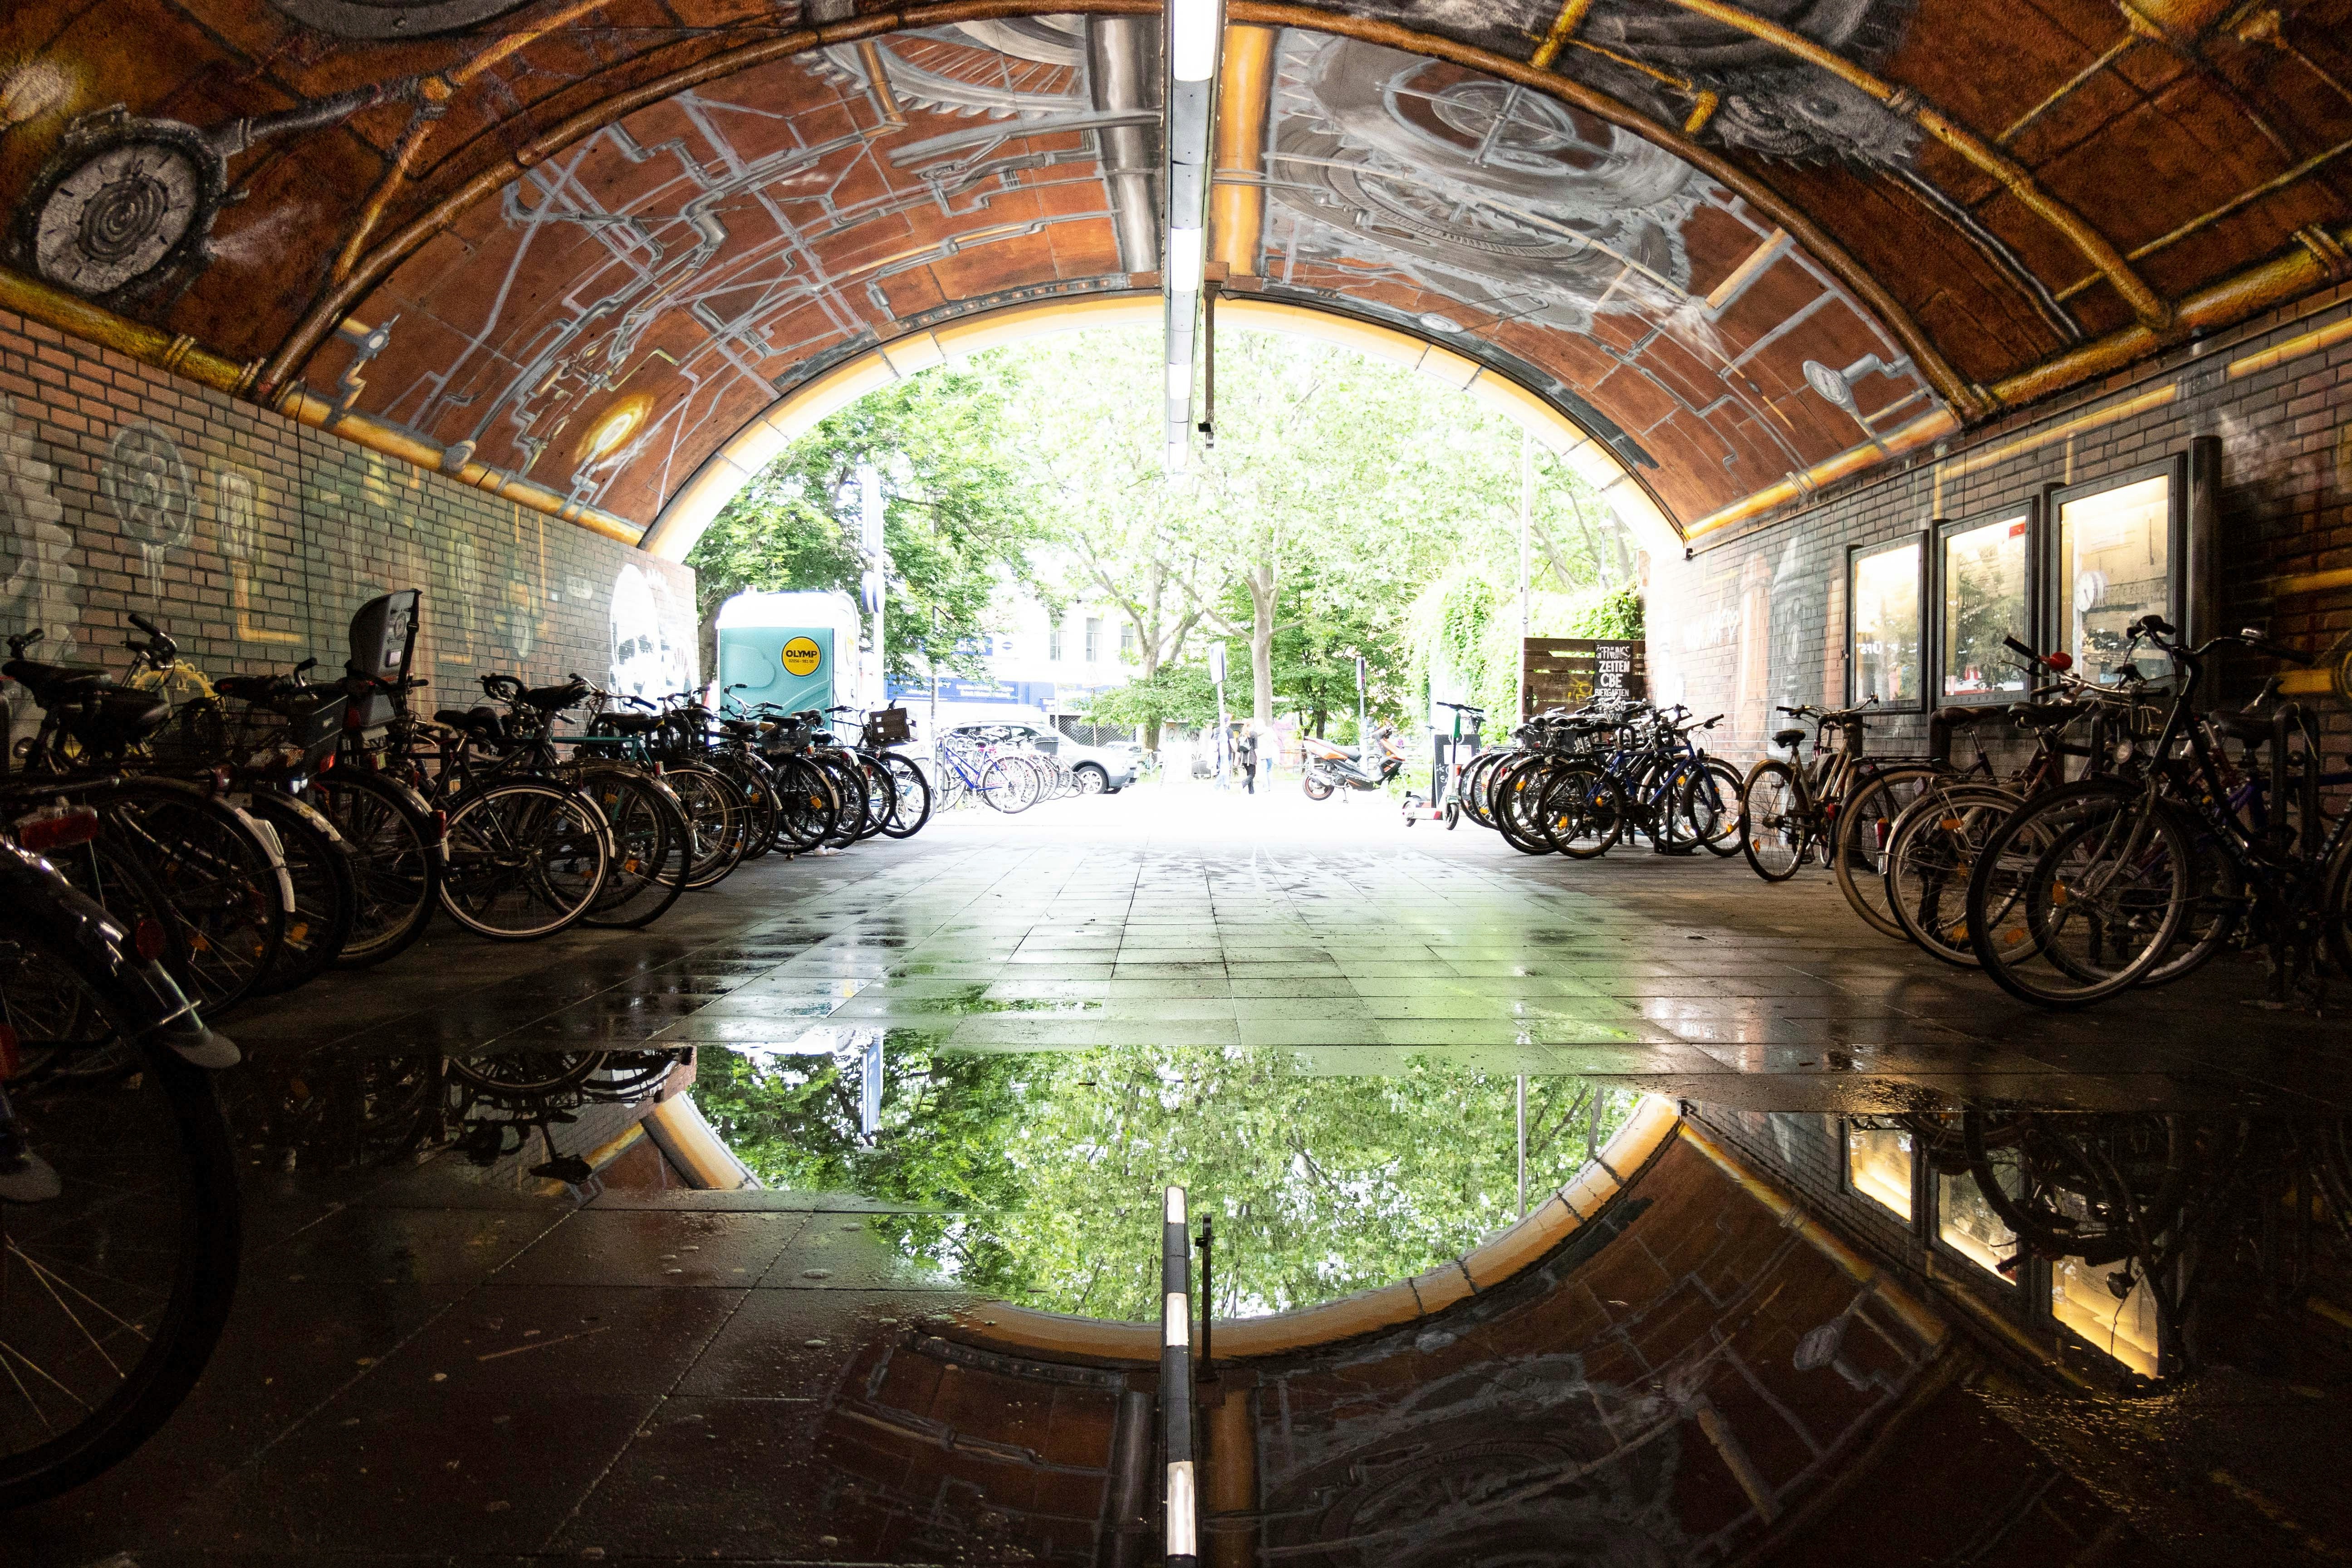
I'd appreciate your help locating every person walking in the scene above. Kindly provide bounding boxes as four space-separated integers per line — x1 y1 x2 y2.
1236 725 1259 795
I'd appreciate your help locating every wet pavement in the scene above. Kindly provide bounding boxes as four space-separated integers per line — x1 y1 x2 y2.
18 790 2352 1564
226 789 2352 1117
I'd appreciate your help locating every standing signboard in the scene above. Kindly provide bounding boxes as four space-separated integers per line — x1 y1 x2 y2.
1522 637 1646 716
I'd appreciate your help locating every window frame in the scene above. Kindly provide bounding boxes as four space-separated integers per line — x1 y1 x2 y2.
2044 454 2188 684
1931 502 2040 707
1844 534 1929 713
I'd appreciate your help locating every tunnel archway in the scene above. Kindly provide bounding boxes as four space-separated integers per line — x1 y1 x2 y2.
636 291 1685 563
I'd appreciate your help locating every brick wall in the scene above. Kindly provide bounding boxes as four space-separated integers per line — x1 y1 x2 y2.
0 309 696 752
1648 283 2352 759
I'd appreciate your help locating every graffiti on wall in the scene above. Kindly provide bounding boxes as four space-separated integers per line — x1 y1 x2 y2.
608 563 691 701
0 394 81 740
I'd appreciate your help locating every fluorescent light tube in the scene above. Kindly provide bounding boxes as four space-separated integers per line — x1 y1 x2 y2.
1165 226 1204 294
1170 0 1219 82
1166 362 1190 400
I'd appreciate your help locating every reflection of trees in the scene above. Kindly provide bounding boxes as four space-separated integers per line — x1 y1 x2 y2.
694 1045 1634 1320
1946 547 2022 691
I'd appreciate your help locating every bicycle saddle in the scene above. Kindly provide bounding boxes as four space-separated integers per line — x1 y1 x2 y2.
2008 703 2076 730
1933 706 1994 728
3 658 113 696
1772 726 1806 748
2207 708 2278 745
436 705 508 740
213 674 291 701
61 688 172 749
593 710 662 735
523 681 588 712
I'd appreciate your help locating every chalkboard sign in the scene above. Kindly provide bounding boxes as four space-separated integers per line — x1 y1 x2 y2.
1523 637 1646 715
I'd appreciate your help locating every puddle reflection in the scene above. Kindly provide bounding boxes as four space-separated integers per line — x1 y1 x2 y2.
691 1042 1637 1319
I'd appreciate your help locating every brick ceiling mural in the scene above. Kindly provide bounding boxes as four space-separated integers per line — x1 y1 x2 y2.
0 0 2345 535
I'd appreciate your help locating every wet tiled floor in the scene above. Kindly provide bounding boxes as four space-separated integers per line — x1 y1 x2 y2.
24 797 2352 1563
231 796 2352 1116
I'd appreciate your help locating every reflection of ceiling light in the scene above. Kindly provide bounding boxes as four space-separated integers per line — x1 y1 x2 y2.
1416 312 1462 335
1170 0 1220 82
1165 226 1205 294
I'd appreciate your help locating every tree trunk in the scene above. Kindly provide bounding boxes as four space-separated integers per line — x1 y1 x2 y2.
1245 561 1277 727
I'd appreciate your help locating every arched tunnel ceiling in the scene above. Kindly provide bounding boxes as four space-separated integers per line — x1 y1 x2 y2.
2 0 2346 537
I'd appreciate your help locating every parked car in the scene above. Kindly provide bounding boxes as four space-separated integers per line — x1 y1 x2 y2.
946 720 1137 794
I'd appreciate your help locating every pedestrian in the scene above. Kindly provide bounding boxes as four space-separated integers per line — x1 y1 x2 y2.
1237 725 1259 794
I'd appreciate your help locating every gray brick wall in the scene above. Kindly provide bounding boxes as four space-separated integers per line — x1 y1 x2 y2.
0 309 696 752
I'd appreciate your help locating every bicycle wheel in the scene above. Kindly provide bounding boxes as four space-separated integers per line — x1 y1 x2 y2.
2134 807 2243 988
980 756 1036 814
1740 761 1811 882
2325 835 2352 978
815 755 869 843
1691 757 1744 857
1884 784 2020 966
309 770 441 969
91 779 286 1018
1835 766 1941 940
248 793 358 995
0 915 240 1509
771 756 841 852
666 765 750 889
1967 782 2191 1008
446 1051 600 1102
853 755 894 841
879 753 932 839
1537 764 1625 859
439 780 609 941
715 757 780 862
575 765 690 930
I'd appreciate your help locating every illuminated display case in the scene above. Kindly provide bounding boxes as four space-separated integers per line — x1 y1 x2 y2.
1847 536 1926 710
1934 507 2036 703
2047 456 2186 687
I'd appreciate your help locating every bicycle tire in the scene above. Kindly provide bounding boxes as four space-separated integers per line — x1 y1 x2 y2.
879 752 932 838
1834 765 1942 940
1883 784 2021 966
1966 780 2191 1008
0 918 240 1509
666 764 750 889
1693 756 1744 857
575 764 691 930
309 770 442 968
85 778 287 1018
248 792 358 995
438 779 610 941
1537 764 1625 858
1739 760 1810 882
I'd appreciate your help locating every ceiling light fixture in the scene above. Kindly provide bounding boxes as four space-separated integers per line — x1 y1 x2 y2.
1165 226 1205 296
1169 0 1220 81
1159 0 1225 472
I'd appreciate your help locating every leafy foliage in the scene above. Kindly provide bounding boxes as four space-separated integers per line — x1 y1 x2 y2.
693 1042 1638 1320
685 366 1047 681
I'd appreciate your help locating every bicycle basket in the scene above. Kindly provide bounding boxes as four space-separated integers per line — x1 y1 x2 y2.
260 688 346 768
865 706 912 745
138 694 232 768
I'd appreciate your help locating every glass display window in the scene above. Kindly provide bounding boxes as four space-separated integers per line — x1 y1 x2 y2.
2053 462 2180 686
1937 1148 2020 1279
1846 1120 1913 1221
1848 537 1924 708
1938 511 2032 701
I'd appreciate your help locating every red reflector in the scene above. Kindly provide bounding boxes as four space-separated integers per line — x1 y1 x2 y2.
432 810 449 836
16 806 99 852
0 1024 18 1079
319 751 337 770
2047 652 2073 671
134 918 168 962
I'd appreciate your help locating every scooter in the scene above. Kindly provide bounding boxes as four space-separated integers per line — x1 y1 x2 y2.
1300 727 1405 799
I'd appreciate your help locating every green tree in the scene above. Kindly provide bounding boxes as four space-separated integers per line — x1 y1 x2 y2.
693 1043 1639 1318
686 366 1046 682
